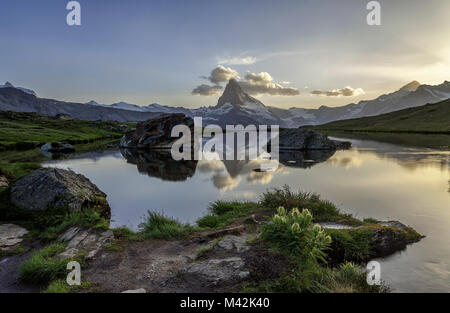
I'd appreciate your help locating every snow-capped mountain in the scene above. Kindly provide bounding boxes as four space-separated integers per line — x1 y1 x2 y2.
269 80 450 127
192 79 280 126
0 81 36 96
85 100 192 115
0 79 448 126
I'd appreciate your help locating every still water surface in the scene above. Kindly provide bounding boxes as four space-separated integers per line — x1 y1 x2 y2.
43 137 450 292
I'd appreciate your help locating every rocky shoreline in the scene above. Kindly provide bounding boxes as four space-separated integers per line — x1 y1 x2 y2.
0 166 423 293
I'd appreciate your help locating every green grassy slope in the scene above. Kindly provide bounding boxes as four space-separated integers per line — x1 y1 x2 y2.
0 111 130 150
313 98 450 134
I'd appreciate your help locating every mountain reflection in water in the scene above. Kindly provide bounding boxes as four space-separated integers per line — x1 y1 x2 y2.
120 148 198 181
119 148 337 187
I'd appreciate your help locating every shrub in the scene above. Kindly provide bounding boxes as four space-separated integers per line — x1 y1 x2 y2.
260 207 331 263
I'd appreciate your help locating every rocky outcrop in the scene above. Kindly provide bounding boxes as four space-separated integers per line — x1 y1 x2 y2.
276 128 351 150
0 224 28 251
370 221 423 257
324 220 423 262
58 227 114 260
10 168 111 217
120 113 194 149
0 176 9 188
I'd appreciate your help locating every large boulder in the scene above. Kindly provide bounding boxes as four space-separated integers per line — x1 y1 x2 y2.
276 128 350 150
120 113 194 149
10 168 110 217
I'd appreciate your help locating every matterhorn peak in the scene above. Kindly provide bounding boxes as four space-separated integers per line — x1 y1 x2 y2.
217 79 260 108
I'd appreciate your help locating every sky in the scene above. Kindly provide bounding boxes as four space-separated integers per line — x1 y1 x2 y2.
0 0 449 109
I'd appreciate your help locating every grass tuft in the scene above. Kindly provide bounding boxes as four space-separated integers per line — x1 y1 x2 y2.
18 243 77 284
139 211 195 239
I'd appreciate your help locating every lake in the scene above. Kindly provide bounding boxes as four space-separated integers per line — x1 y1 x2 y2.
43 136 450 292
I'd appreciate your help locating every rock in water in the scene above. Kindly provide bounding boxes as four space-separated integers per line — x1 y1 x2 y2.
10 168 111 217
276 128 350 150
120 113 194 149
0 224 28 251
40 142 75 154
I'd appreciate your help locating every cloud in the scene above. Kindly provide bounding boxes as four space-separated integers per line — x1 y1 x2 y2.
310 86 365 97
217 56 257 65
191 84 223 96
205 65 239 84
193 66 299 96
239 71 300 96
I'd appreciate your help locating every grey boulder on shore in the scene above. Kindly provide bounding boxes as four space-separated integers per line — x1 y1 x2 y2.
10 168 111 217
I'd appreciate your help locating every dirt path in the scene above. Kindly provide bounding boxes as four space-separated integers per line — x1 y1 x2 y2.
82 237 206 292
0 242 42 293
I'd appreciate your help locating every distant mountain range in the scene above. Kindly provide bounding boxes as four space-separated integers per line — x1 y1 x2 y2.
0 79 449 126
0 85 160 122
313 98 450 134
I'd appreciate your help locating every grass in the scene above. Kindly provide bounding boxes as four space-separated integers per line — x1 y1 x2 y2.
312 98 450 134
241 261 388 293
197 201 268 229
0 161 41 180
39 209 110 241
18 243 83 284
260 185 362 225
326 227 373 263
114 211 198 241
43 280 96 293
317 131 450 150
139 211 196 239
0 110 127 151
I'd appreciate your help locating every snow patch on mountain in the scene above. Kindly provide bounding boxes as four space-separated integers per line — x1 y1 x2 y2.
0 81 36 96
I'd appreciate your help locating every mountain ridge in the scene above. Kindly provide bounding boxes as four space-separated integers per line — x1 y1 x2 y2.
0 80 449 126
